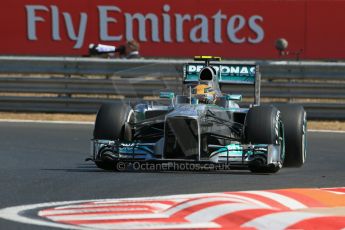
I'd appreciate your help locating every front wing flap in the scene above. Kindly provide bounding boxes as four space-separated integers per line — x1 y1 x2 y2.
91 140 282 168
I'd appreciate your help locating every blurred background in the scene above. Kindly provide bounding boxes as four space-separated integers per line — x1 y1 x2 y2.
0 0 344 122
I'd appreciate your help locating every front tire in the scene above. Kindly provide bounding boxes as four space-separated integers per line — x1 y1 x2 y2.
245 105 283 173
93 103 132 140
93 103 132 170
275 104 307 167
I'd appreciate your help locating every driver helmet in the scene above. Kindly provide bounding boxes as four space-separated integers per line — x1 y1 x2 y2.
192 84 216 104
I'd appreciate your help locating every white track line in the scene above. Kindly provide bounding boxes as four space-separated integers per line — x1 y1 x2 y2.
241 211 331 230
243 191 307 209
81 222 220 230
0 200 97 230
39 207 150 216
0 119 93 125
47 213 166 221
185 203 270 222
308 129 345 133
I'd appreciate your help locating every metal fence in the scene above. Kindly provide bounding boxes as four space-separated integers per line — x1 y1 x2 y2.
0 56 344 120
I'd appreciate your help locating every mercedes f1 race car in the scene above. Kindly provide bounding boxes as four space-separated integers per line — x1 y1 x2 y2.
88 56 307 173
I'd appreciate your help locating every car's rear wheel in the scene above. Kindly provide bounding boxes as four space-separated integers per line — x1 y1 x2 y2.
93 103 132 170
275 104 307 167
245 105 283 173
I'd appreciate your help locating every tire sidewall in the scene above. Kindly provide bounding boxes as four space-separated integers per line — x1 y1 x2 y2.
275 104 306 167
245 105 283 173
245 105 280 145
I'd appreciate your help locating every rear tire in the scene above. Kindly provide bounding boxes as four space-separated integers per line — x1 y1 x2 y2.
275 104 307 167
245 105 283 173
93 103 132 170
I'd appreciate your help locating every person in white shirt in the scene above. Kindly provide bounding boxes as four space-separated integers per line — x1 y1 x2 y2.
88 40 141 59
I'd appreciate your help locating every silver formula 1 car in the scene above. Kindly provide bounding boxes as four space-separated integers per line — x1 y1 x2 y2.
89 56 307 173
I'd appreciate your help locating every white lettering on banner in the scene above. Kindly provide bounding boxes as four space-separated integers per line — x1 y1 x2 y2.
125 13 160 42
248 15 264 43
63 12 87 48
190 15 209 43
98 6 123 41
175 14 192 42
51 6 61 41
162 5 172 42
26 5 87 48
26 5 49 40
212 10 226 43
227 15 246 43
187 65 256 75
25 4 265 49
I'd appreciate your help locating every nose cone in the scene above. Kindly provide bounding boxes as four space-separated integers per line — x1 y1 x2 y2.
166 104 202 118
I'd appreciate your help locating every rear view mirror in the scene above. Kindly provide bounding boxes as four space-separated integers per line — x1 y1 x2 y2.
159 92 175 99
225 94 242 101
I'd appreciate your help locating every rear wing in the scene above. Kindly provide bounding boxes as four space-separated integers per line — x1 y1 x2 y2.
183 63 257 84
183 62 261 105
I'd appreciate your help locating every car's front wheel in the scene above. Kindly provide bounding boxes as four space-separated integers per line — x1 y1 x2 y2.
245 105 284 173
275 104 307 167
93 103 132 170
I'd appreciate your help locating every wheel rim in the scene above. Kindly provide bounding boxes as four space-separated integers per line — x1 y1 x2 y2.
279 120 285 167
301 112 307 163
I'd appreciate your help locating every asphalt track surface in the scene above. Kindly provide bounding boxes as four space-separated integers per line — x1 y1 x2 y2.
0 121 344 230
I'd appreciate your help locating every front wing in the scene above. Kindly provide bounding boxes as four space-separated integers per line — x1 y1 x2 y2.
90 139 283 168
